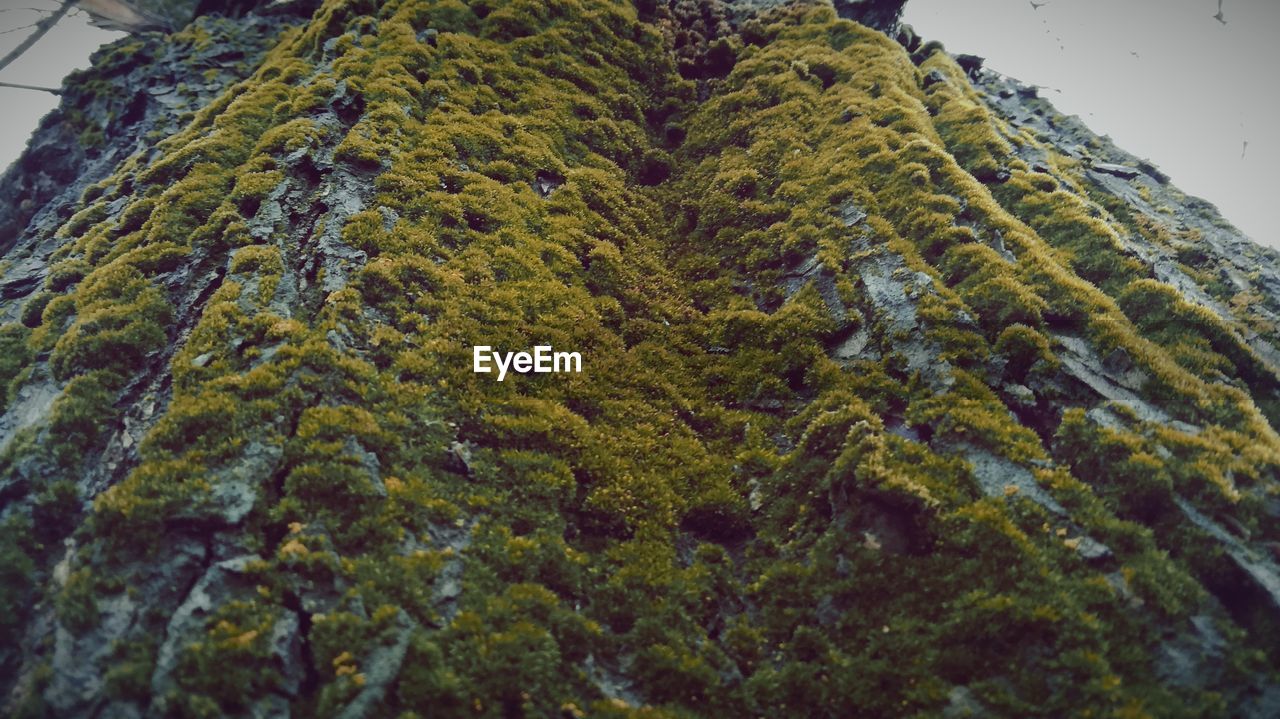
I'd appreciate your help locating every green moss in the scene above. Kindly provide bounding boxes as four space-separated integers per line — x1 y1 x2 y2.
994 323 1056 382
6 1 1277 716
1118 279 1280 421
0 324 32 407
49 263 172 383
45 370 121 468
0 518 37 649
102 638 157 703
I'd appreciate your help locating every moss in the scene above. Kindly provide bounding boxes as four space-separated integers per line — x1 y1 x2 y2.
0 518 37 649
102 638 157 703
0 324 32 407
6 1 1277 715
54 568 101 635
166 600 290 714
1053 409 1177 523
994 322 1056 383
45 260 92 293
45 370 121 468
1117 279 1280 421
49 263 172 383
961 274 1047 337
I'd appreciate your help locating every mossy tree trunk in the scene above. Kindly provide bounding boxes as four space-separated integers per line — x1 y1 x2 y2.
2 1 1280 717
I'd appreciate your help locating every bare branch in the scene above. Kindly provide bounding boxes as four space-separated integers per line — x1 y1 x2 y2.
0 0 75 76
0 79 62 94
0 22 45 36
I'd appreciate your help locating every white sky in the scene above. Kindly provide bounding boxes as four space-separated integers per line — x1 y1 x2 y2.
0 1 122 174
0 1 1276 249
902 0 1279 248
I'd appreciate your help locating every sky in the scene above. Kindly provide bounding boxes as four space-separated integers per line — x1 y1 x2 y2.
901 0 1279 248
0 0 1277 247
0 1 122 174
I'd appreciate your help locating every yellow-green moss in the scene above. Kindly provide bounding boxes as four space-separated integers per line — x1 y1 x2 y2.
3 1 1277 716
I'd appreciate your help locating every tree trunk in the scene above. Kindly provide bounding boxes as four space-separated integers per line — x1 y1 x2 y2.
2 1 1280 717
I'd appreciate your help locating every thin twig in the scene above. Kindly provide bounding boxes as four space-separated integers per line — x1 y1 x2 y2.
0 79 62 94
0 0 74 76
0 22 44 36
